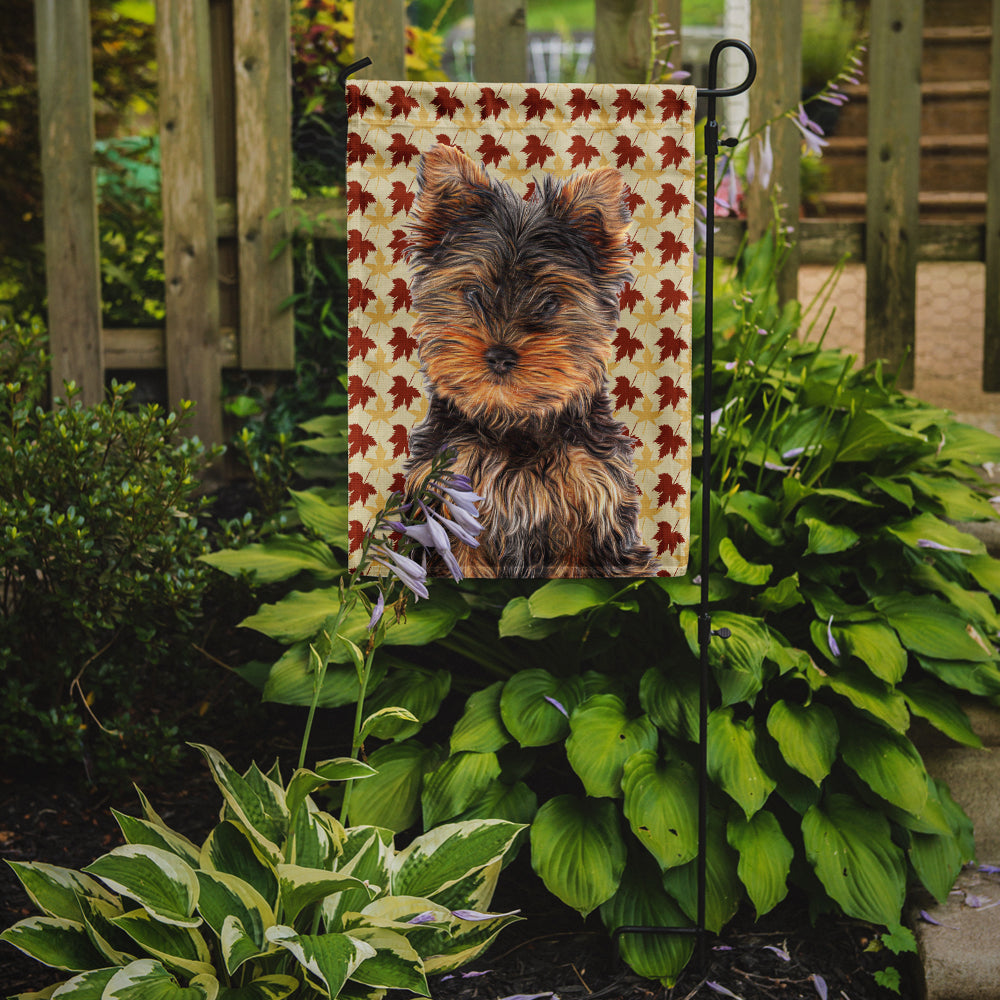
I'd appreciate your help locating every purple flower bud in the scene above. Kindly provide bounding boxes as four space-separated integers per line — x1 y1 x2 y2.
544 695 569 718
917 539 972 554
367 589 385 631
812 974 828 1000
407 911 437 925
372 545 429 600
827 615 841 658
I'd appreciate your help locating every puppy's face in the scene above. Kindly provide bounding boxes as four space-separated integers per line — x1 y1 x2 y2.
407 145 633 428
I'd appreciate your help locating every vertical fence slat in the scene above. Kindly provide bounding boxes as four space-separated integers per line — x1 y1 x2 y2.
157 0 223 445
594 0 655 84
746 0 801 304
983 0 1000 390
474 0 526 82
233 0 294 369
354 0 406 80
34 0 103 405
864 0 923 389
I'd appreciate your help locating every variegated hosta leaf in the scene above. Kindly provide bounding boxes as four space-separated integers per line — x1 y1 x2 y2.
102 958 218 999
450 681 511 754
0 916 107 971
802 793 906 926
265 926 376 998
726 810 793 918
285 760 376 823
621 751 699 871
195 871 274 973
77 894 136 966
706 707 776 819
276 864 375 925
421 907 522 975
112 810 201 868
83 846 200 928
4 861 117 922
200 822 278 910
424 859 501 915
47 966 118 997
529 795 626 917
288 802 343 870
565 695 658 799
214 974 300 999
391 820 524 901
421 751 501 829
323 829 393 931
345 926 429 995
110 908 214 978
765 700 838 786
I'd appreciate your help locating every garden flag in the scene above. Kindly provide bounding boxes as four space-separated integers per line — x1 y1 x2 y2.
347 80 696 578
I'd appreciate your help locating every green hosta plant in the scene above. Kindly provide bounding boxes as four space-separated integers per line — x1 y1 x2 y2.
1 744 523 999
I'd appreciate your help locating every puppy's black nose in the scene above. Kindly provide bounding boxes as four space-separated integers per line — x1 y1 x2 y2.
485 346 518 375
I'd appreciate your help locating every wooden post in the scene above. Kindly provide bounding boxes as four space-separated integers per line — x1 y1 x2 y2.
474 0 526 82
233 0 294 369
34 0 104 405
746 0 801 305
354 0 406 80
157 0 223 444
594 0 655 84
983 0 1000 390
864 0 923 390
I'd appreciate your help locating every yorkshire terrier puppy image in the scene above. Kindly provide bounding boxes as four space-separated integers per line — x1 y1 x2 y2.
403 143 657 578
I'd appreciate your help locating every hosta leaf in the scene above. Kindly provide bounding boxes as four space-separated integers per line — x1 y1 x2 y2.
527 579 617 618
831 621 907 684
345 926 428 994
285 759 376 822
347 740 442 832
322 829 393 931
839 718 929 816
421 751 502 828
453 779 538 827
450 682 511 754
802 517 859 556
566 695 658 798
47 967 118 998
497 596 564 639
909 823 965 906
111 813 201 868
195 871 273 973
906 473 998 521
834 410 927 463
707 708 776 818
362 667 451 740
360 706 421 742
802 794 906 926
755 573 804 614
765 700 838 786
727 811 793 917
901 680 982 748
724 490 784 545
936 421 1000 464
966 553 1000 597
806 660 910 732
199 822 278 909
639 664 699 742
599 853 694 987
621 751 698 870
83 846 200 928
499 670 585 747
200 535 341 584
529 795 626 917
260 643 388 709
423 907 522 974
885 512 985 557
216 976 299 1000
916 655 1000 697
288 488 348 544
264 926 375 997
102 959 218 999
680 610 770 706
110 909 214 978
875 594 995 662
5 862 117 923
718 537 772 586
277 865 374 925
0 917 106 971
393 820 524 900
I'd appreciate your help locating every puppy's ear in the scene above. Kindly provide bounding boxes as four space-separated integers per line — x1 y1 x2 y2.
553 167 633 276
408 144 492 261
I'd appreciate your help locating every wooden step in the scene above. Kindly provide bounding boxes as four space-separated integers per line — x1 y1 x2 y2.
813 190 987 222
834 80 991 138
922 0 991 28
922 25 993 83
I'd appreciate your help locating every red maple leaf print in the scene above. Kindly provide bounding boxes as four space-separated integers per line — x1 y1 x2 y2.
613 135 644 169
347 229 376 263
346 133 375 166
658 182 690 216
623 186 645 213
618 282 644 310
348 423 377 457
568 134 600 168
390 278 412 313
479 134 509 168
388 181 414 216
389 230 410 263
388 85 419 119
568 87 600 120
523 134 555 169
613 326 643 361
657 375 688 409
348 472 377 506
390 423 410 458
655 424 687 459
433 87 464 119
346 85 375 118
346 181 376 215
654 520 685 554
390 472 407 495
348 374 376 409
655 473 686 507
389 325 418 361
613 89 645 121
522 182 537 201
347 325 376 359
612 376 643 409
657 326 688 361
658 89 691 122
523 87 555 120
434 133 457 148
388 133 420 167
389 375 421 410
477 87 510 119
348 278 376 311
657 230 690 266
657 278 689 313
625 235 643 258
659 135 690 169
348 519 365 553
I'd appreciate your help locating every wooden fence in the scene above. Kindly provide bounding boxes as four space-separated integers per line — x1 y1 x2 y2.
33 0 1000 445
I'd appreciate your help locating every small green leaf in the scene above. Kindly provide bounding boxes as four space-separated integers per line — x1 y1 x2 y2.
875 594 994 662
421 751 502 829
755 573 804 613
498 596 564 639
347 740 441 832
288 489 348 544
499 670 584 747
803 517 859 555
727 811 793 917
707 708 776 818
200 536 341 584
450 682 511 754
527 579 617 618
362 667 451 740
886 512 985 556
719 537 772 585
765 700 838 786
639 664 699 742
901 680 982 748
839 718 929 817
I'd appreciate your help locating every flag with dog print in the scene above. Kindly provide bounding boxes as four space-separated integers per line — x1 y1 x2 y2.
346 80 696 579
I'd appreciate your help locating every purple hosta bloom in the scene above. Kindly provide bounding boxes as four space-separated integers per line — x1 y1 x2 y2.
451 908 521 921
371 545 429 600
827 615 842 657
425 500 480 547
497 994 559 1000
407 911 438 925
747 124 774 191
763 944 791 962
792 104 829 156
812 974 828 1000
979 864 1000 874
367 589 385 631
715 157 742 215
706 982 742 999
917 538 973 555
441 970 493 981
544 695 569 718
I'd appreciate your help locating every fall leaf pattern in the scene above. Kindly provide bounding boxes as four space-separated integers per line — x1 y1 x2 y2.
347 80 696 574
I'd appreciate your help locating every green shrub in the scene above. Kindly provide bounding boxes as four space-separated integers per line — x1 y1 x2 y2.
0 317 220 783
